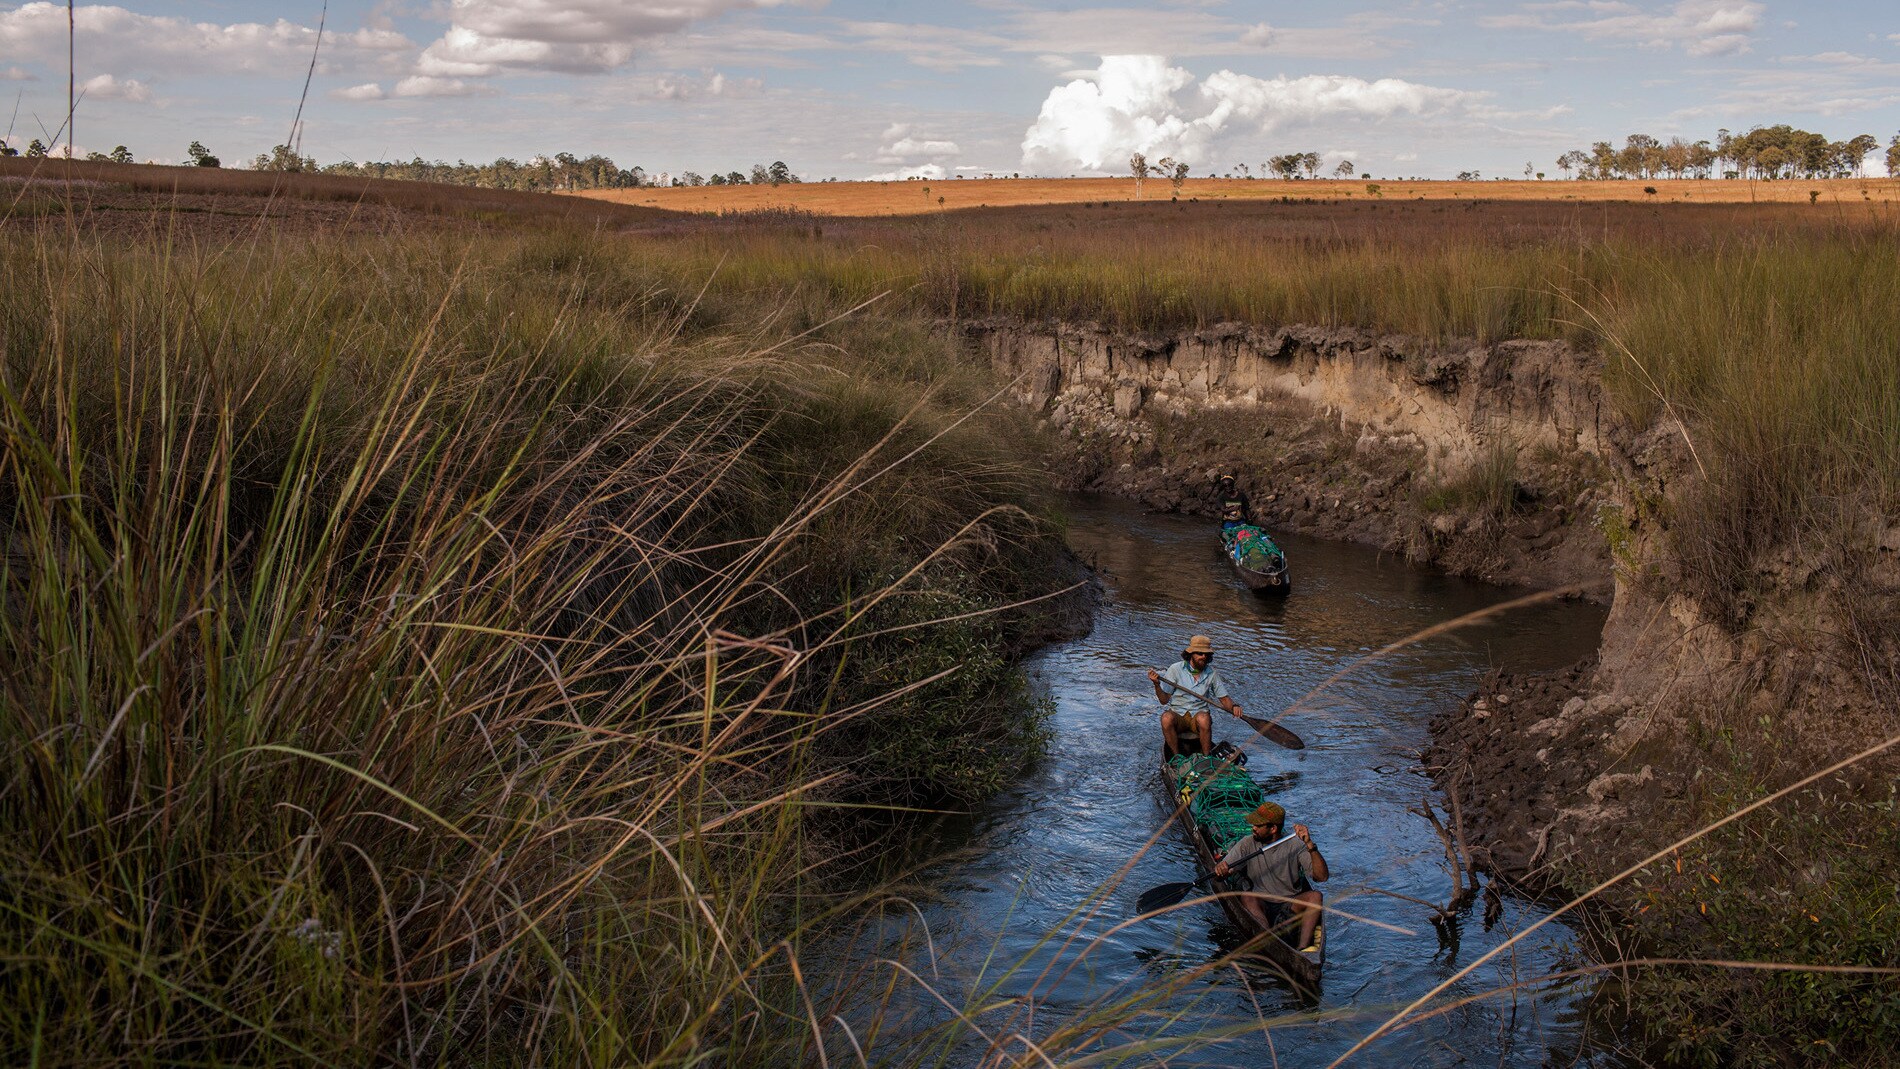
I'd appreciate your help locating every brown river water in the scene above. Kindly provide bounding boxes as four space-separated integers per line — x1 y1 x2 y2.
832 494 1625 1066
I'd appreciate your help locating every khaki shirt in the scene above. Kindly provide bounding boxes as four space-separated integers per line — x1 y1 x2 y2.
1220 833 1312 900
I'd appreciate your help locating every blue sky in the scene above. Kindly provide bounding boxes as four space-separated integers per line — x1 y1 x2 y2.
3 1 1897 179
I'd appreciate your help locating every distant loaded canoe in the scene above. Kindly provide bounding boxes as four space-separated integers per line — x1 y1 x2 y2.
1223 524 1290 594
1159 751 1324 990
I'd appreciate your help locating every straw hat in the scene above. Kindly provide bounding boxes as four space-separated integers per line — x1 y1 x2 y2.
1184 635 1214 654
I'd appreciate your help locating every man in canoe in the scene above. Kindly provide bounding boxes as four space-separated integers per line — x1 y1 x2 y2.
1147 634 1246 757
1217 475 1251 532
1214 801 1329 953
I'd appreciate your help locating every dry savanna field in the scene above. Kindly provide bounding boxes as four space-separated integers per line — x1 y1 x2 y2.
581 175 1900 216
4 155 1899 1066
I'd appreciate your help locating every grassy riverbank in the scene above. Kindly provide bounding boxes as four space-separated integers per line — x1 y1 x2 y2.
6 163 1897 1063
645 198 1900 612
0 216 1082 1063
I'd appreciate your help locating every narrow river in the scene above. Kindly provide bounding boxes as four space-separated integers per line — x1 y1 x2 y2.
844 495 1622 1066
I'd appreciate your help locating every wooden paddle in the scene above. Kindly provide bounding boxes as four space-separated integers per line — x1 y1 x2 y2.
1155 675 1306 750
1134 832 1298 913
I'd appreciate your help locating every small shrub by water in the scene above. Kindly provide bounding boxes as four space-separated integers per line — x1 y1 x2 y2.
1615 760 1900 1067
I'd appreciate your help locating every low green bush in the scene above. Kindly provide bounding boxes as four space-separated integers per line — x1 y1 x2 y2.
1619 768 1900 1067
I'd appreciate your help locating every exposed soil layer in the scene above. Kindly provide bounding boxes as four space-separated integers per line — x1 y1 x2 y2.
963 316 1899 895
964 317 1618 593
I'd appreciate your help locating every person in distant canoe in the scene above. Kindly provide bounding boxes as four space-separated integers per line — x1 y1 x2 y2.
1217 475 1251 531
1147 634 1246 757
1214 801 1329 953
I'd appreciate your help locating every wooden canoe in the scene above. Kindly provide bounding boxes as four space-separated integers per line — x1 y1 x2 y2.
1159 752 1324 991
1222 527 1290 595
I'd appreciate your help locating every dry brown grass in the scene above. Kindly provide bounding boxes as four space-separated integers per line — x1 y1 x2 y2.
582 175 1900 217
1 155 666 227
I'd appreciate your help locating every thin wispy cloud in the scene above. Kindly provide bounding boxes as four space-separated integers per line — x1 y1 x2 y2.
0 4 410 77
416 0 798 77
1481 0 1765 57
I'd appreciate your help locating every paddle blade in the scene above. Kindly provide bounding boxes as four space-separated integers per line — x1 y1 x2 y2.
1241 714 1306 750
1135 881 1199 914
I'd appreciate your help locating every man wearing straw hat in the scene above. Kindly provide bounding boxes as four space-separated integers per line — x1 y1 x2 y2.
1215 801 1329 953
1147 634 1245 757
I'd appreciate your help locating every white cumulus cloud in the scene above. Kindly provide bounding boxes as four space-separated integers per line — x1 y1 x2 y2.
393 75 492 98
1021 55 1471 173
872 122 961 164
1021 56 1208 172
867 163 946 181
331 82 387 101
1200 70 1471 129
79 73 150 102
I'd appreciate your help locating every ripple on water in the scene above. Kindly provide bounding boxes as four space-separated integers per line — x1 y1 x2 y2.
852 496 1619 1068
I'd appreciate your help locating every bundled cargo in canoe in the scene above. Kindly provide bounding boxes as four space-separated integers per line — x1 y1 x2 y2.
1223 524 1290 594
1158 751 1323 990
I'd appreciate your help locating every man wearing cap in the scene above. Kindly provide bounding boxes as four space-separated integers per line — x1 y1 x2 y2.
1214 801 1329 953
1216 475 1251 532
1147 635 1245 757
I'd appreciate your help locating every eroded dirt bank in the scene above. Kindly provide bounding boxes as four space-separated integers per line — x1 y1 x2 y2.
962 317 1900 891
965 316 1618 591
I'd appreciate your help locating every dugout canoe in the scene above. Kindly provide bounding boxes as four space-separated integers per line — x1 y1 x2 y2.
1159 749 1324 991
1221 526 1290 595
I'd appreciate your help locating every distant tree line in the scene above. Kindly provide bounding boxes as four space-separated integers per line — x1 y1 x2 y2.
669 162 800 186
1151 153 1370 182
0 138 809 192
1556 127 1896 180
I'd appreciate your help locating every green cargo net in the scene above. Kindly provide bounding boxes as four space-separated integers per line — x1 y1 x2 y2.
1224 525 1284 570
1166 753 1265 854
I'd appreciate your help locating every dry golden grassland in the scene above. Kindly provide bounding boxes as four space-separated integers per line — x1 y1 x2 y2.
583 175 1900 216
5 161 1897 1065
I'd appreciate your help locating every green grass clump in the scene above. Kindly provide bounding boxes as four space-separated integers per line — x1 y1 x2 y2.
0 224 1070 1064
1590 232 1900 623
1616 765 1900 1068
1416 438 1522 521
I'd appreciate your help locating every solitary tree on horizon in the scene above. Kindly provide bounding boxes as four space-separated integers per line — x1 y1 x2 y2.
1841 133 1879 176
1130 151 1148 198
